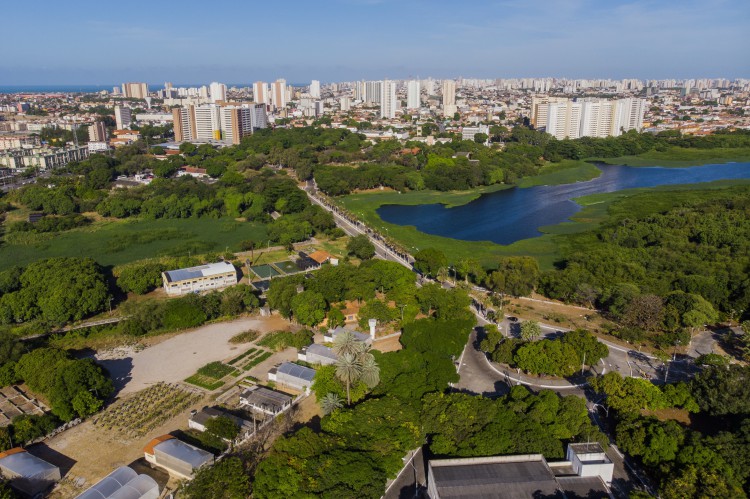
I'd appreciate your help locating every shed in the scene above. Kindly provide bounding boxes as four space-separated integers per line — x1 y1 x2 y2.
268 362 315 392
240 386 293 415
143 436 213 480
0 448 61 497
76 466 159 499
188 407 254 437
298 344 337 366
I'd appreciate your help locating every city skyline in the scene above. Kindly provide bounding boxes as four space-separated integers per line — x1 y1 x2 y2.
1 0 748 84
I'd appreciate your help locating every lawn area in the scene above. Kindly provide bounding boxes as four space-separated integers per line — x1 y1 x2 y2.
589 146 750 167
517 160 602 187
0 216 269 271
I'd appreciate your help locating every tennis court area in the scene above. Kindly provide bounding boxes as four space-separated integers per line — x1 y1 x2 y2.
250 264 281 279
273 261 299 274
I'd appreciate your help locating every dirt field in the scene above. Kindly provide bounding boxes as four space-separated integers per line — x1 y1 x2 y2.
96 315 294 396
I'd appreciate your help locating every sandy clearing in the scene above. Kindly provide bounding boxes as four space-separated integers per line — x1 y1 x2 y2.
96 315 293 396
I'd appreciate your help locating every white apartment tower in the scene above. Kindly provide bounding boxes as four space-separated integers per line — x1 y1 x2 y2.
543 98 646 140
380 80 397 119
364 80 382 105
309 80 321 99
209 82 227 103
114 106 132 129
253 81 269 105
271 79 287 109
442 80 456 117
407 80 421 110
121 82 148 99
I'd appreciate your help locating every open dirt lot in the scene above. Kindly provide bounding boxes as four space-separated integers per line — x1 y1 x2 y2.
96 315 294 396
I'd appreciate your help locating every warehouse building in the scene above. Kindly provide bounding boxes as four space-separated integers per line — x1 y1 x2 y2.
76 466 159 499
267 362 316 392
0 448 61 497
162 261 237 295
143 435 213 480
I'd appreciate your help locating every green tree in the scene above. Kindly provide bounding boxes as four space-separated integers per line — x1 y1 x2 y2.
205 416 240 441
346 235 376 260
290 290 327 326
520 320 541 341
413 248 448 277
181 456 250 499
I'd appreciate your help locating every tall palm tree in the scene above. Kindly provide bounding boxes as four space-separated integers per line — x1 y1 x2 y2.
335 352 362 405
320 393 344 415
332 331 361 357
359 353 380 389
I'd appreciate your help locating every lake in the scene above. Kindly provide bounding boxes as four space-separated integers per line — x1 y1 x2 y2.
376 162 750 245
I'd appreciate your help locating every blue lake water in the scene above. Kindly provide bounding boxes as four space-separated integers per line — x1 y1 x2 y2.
376 162 750 245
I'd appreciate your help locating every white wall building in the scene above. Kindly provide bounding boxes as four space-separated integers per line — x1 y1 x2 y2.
209 82 227 103
407 80 421 110
253 81 269 105
381 80 397 119
309 80 321 99
442 80 456 117
114 106 132 130
162 261 237 295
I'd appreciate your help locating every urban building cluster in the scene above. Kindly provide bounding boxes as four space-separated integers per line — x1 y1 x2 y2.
0 77 748 177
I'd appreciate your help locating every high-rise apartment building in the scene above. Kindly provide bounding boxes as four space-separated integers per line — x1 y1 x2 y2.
309 80 321 99
340 96 351 112
209 82 227 103
354 81 365 101
407 80 421 110
271 79 287 109
442 80 456 117
253 81 269 105
114 106 132 129
380 80 397 119
365 81 382 105
121 82 149 99
173 103 267 144
88 121 107 142
542 97 646 140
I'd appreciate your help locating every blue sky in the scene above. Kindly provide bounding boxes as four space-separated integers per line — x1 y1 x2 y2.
1 0 747 84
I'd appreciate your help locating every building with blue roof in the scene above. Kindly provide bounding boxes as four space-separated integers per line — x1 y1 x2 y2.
161 261 237 295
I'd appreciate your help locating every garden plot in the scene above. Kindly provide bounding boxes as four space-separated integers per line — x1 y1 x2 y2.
227 348 273 371
184 362 238 390
92 383 201 438
0 386 47 426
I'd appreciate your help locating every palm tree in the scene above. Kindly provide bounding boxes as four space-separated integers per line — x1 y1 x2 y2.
332 331 361 357
335 352 362 405
359 353 380 388
320 393 344 415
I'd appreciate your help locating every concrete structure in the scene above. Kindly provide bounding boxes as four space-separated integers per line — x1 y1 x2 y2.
381 80 397 119
87 141 110 153
114 106 132 129
0 448 61 497
365 80 382 105
298 344 337 366
339 96 351 112
0 133 39 151
407 80 421 110
240 385 292 416
0 145 89 171
268 362 316 392
539 97 646 139
88 121 107 142
462 124 490 142
121 82 149 99
442 80 456 117
162 261 237 295
209 82 227 103
253 81 269 105
426 449 612 499
271 79 287 109
143 435 213 480
324 327 371 344
566 443 614 485
309 80 321 99
76 466 159 499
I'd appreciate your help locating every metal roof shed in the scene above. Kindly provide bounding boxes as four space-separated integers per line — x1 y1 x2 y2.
144 436 213 479
76 466 159 499
0 448 61 497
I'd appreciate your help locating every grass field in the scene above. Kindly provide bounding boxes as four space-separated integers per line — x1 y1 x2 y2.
0 216 269 271
590 146 750 167
517 160 602 187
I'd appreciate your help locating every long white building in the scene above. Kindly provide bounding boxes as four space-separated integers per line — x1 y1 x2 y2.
381 80 397 119
540 97 646 140
162 261 237 295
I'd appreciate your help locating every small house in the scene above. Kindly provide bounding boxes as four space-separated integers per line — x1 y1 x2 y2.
298 344 337 366
268 362 315 392
188 407 254 438
324 327 371 344
566 443 614 485
239 386 293 416
76 466 159 499
143 435 213 480
0 448 61 497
